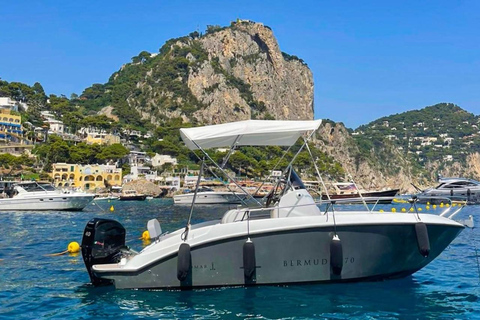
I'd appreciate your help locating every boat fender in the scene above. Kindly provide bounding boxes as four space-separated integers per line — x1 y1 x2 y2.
243 240 256 280
330 235 343 276
415 222 430 257
177 243 191 281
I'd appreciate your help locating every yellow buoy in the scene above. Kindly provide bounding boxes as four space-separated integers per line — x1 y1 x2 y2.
68 241 80 253
409 208 414 212
452 203 456 207
427 202 430 205
433 204 437 209
446 203 450 207
379 209 384 212
440 203 444 208
426 205 430 210
110 205 114 212
401 208 406 212
141 230 150 240
391 208 397 213
418 208 422 211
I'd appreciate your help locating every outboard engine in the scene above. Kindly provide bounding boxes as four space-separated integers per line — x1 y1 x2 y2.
81 218 126 286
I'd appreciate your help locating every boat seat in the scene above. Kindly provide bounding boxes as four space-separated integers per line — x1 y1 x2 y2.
221 209 247 224
147 219 162 240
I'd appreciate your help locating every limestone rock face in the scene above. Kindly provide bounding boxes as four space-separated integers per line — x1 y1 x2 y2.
316 122 419 193
189 22 314 123
122 21 314 125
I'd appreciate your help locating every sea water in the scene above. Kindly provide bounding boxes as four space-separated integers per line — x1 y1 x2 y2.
0 199 479 319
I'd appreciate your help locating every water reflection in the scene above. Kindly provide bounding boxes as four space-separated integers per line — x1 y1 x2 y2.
73 276 479 320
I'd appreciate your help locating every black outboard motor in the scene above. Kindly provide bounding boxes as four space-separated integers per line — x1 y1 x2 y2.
81 218 126 286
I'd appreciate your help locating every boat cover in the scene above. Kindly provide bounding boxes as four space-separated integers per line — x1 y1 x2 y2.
180 119 322 150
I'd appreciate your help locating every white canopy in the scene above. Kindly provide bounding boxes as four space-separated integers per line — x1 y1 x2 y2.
180 119 322 150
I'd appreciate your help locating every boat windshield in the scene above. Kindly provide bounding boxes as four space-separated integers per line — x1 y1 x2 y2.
287 167 306 190
438 181 480 189
20 183 56 192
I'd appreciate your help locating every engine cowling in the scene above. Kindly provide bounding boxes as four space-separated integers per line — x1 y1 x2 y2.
81 218 126 286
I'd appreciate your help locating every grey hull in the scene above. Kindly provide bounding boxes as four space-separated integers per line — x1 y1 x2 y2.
98 222 462 289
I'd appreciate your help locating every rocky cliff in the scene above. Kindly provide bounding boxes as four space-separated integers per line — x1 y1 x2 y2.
96 20 313 126
189 22 314 123
316 121 420 193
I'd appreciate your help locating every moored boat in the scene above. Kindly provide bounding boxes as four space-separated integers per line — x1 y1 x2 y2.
94 194 120 201
416 177 480 204
80 119 466 289
0 181 94 211
119 190 147 201
321 182 399 204
173 187 247 205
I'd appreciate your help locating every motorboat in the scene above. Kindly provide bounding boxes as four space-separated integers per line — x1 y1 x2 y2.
94 194 120 201
173 187 248 205
0 181 94 211
321 182 399 204
119 190 147 201
416 177 480 204
80 120 466 289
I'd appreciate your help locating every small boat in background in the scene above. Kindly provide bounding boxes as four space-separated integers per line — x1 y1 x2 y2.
119 190 147 201
416 177 480 204
321 182 399 204
0 181 94 211
94 194 120 201
173 187 247 205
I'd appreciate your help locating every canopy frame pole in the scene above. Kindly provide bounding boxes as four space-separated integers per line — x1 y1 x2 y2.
252 144 294 198
191 150 250 205
220 135 241 169
182 159 205 241
304 139 331 202
285 129 317 170
191 139 263 207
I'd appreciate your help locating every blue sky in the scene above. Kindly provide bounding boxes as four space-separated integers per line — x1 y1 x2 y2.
1 1 479 128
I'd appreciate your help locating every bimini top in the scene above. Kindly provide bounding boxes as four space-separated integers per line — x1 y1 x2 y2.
180 119 322 150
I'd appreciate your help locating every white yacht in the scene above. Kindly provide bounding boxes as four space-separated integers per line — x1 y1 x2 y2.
0 181 95 211
417 177 480 204
80 120 467 289
173 187 247 205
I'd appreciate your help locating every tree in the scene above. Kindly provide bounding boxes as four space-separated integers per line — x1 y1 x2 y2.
97 143 129 163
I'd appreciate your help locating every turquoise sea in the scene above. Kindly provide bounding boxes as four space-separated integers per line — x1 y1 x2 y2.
1 199 479 319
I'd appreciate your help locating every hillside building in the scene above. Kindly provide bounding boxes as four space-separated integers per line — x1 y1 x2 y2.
51 163 122 191
0 108 23 142
122 165 159 184
151 154 177 167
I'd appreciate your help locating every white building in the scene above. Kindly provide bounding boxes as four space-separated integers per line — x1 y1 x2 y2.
47 119 64 134
0 97 17 109
151 154 178 167
122 165 159 184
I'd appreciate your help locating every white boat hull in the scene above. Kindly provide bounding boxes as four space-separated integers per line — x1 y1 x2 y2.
0 194 95 211
90 212 463 289
174 191 247 204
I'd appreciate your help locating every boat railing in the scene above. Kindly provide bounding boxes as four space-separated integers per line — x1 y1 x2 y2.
225 194 466 223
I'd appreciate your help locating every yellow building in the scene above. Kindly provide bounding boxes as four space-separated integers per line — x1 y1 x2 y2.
85 133 121 145
0 108 23 143
51 163 122 191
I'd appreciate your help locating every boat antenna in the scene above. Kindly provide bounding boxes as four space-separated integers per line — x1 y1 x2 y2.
182 158 204 241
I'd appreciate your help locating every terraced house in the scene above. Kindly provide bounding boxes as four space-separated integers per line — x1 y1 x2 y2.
51 163 122 191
